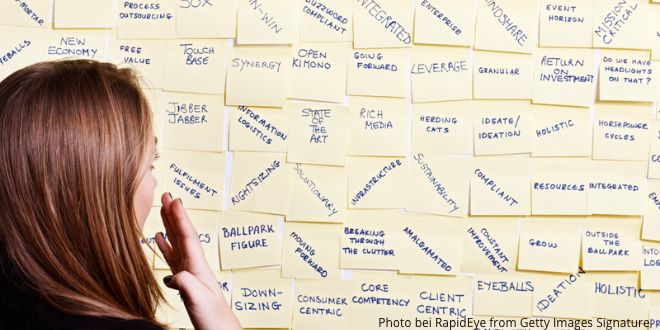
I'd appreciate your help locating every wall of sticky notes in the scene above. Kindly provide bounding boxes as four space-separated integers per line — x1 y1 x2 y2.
1 0 660 329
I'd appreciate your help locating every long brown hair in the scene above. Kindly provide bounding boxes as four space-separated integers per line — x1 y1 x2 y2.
0 59 165 327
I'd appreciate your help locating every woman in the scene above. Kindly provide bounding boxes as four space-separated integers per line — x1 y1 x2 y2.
0 59 242 330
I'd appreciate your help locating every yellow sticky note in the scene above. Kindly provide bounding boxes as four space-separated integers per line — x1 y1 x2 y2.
473 51 533 100
0 26 47 81
593 0 654 50
474 0 538 54
340 210 402 270
588 160 647 215
348 96 409 157
588 272 649 320
399 214 463 275
412 101 475 155
531 271 593 319
644 180 660 242
407 153 471 217
470 156 531 215
287 102 349 166
539 0 594 47
289 42 349 103
599 50 657 102
411 46 472 103
156 149 225 210
353 0 413 48
117 1 177 39
410 274 472 320
281 222 342 279
163 39 227 94
237 0 298 44
226 46 290 107
473 274 534 317
108 36 167 89
54 0 114 28
41 29 106 61
228 106 289 152
229 152 292 215
287 163 347 223
350 271 412 330
299 1 352 42
582 216 643 271
154 210 220 271
292 279 351 330
232 268 294 329
531 158 589 215
347 156 407 209
157 92 225 152
474 101 534 156
0 0 50 28
593 102 652 161
532 48 597 107
347 48 409 97
413 0 476 47
176 0 237 38
218 210 281 270
462 216 519 274
518 217 582 273
642 242 660 290
532 104 592 157
649 121 660 179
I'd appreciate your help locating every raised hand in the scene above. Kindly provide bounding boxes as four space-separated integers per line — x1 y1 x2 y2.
155 192 242 330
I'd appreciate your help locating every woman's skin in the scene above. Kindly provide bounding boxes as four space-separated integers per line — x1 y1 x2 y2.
134 136 242 330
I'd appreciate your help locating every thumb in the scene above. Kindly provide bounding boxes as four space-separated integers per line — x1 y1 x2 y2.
165 271 206 304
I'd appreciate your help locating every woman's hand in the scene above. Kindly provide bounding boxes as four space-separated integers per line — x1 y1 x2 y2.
155 192 242 330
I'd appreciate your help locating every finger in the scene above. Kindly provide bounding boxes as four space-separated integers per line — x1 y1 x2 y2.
160 205 175 246
160 193 179 250
165 270 208 307
155 232 178 273
169 199 219 291
170 198 203 255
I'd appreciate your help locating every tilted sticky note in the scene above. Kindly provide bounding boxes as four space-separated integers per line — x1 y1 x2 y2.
287 163 347 223
470 156 531 215
229 151 292 215
462 216 519 274
229 106 289 153
474 0 538 54
281 222 342 279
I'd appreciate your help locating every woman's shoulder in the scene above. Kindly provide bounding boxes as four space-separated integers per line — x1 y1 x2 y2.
0 280 164 330
0 255 165 329
1 298 165 330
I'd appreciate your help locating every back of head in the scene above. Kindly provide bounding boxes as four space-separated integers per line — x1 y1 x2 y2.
0 60 164 326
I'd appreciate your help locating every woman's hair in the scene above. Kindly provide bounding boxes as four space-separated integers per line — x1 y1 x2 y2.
0 59 165 327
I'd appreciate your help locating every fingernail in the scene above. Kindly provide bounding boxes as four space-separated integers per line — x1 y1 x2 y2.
163 275 172 286
167 192 172 199
178 198 184 207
